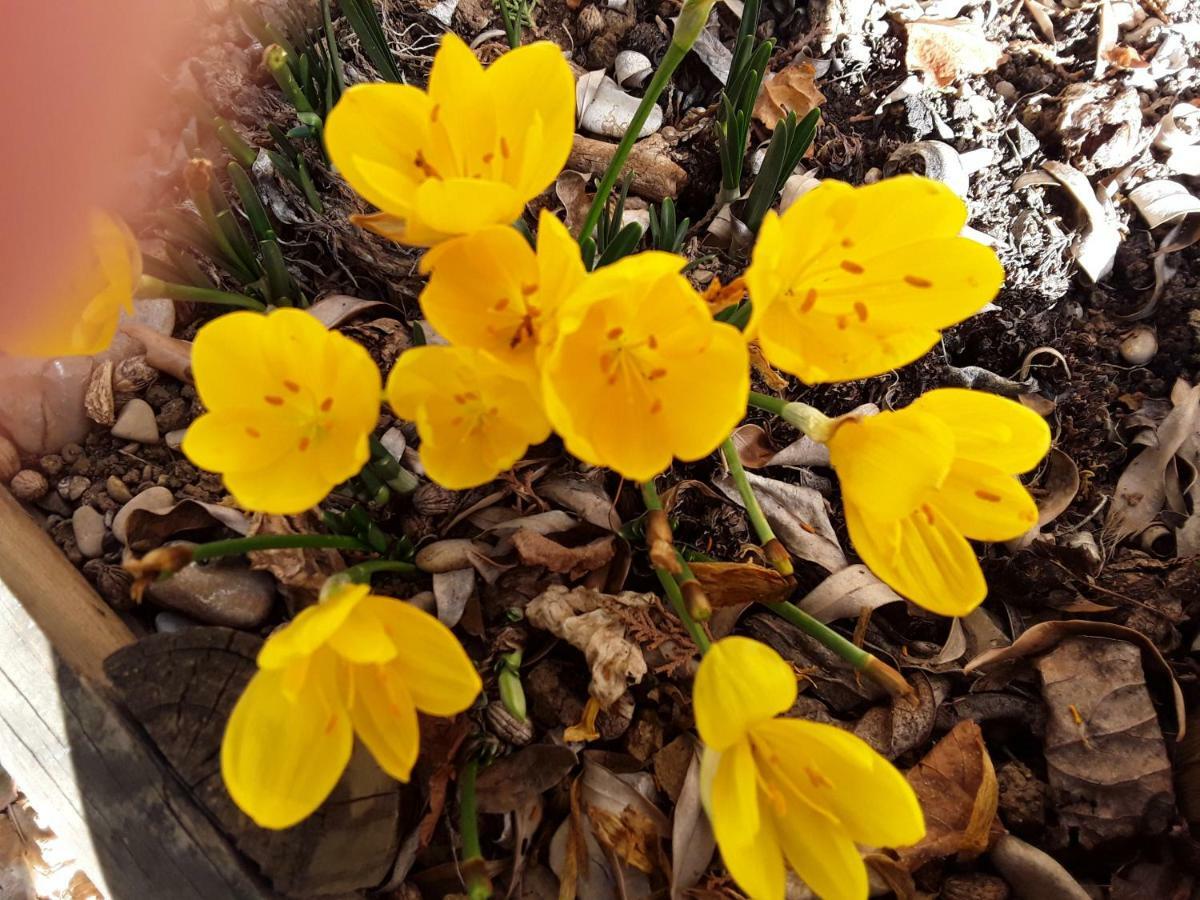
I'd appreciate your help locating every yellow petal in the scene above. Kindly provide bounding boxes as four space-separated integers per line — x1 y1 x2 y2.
827 410 954 521
190 311 272 410
934 459 1039 542
534 209 588 340
486 42 576 196
752 718 925 848
181 408 301 475
323 82 433 217
258 583 371 670
909 388 1051 474
693 637 797 751
386 346 549 490
221 449 344 515
417 225 542 373
771 795 868 900
716 806 786 900
361 595 482 715
349 663 420 781
710 739 760 843
352 210 456 247
221 654 352 829
844 501 986 616
413 177 524 238
327 600 399 665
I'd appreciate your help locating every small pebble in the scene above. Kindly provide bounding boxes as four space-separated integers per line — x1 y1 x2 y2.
147 563 276 628
164 429 187 451
39 455 64 477
112 399 160 444
10 469 48 501
995 80 1017 100
106 475 132 504
1120 327 1157 365
154 611 201 633
57 475 91 501
112 485 175 544
71 505 106 559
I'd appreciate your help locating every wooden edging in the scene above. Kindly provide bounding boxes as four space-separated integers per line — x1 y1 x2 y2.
0 486 276 900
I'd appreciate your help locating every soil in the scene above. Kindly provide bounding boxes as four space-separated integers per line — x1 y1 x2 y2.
7 0 1200 896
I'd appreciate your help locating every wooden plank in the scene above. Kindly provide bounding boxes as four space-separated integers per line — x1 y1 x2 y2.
0 487 275 899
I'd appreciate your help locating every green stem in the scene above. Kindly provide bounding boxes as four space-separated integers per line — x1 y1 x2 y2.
721 436 792 574
139 276 266 311
340 559 419 582
577 41 688 246
765 601 911 697
640 481 711 652
459 760 493 900
748 390 788 416
191 533 368 562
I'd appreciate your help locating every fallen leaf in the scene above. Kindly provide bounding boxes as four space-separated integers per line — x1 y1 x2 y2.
1022 0 1056 42
581 760 670 874
854 670 938 760
796 563 906 623
964 619 1186 738
688 560 793 607
555 169 593 236
539 472 620 531
1009 448 1080 550
904 19 1003 87
433 568 475 627
669 743 715 898
124 498 251 552
1034 636 1175 848
305 294 388 328
1129 180 1200 230
513 530 617 579
475 745 578 814
1105 380 1200 542
731 423 777 468
1019 161 1121 282
898 721 999 870
527 585 651 708
753 63 826 129
247 513 345 609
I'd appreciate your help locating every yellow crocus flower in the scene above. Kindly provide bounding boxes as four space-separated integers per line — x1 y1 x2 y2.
183 308 381 515
695 637 924 900
222 581 482 829
386 345 550 489
826 388 1049 616
1 210 141 359
417 211 586 379
745 176 1004 384
324 34 575 247
541 252 750 482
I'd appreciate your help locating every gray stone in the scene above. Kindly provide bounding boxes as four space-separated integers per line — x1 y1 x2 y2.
146 563 276 629
71 505 106 558
112 398 160 444
112 486 174 544
105 474 132 503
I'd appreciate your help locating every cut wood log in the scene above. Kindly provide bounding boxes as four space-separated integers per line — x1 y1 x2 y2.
105 628 403 897
568 134 688 202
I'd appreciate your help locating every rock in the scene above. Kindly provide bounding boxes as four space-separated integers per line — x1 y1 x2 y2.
1120 327 1157 365
112 398 160 444
113 486 174 544
154 611 201 633
57 475 90 501
71 505 106 558
164 429 187 450
9 470 48 502
0 356 94 455
105 475 132 504
146 563 275 629
0 435 19 483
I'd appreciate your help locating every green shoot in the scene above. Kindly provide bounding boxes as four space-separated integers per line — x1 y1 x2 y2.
647 197 690 253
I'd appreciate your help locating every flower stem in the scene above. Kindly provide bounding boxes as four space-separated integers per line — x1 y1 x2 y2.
720 436 793 575
138 276 267 311
748 390 788 416
191 533 369 563
459 760 493 900
577 41 688 247
340 559 419 582
641 480 711 652
749 392 835 442
765 601 912 697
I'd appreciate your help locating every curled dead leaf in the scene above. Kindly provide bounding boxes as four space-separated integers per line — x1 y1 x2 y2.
904 19 1003 87
124 499 251 553
753 63 825 129
581 760 670 875
687 560 793 607
247 513 346 608
475 745 577 814
796 563 906 623
513 530 616 579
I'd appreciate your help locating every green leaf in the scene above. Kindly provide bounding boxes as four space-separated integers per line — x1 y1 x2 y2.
340 0 405 82
596 222 643 267
228 163 275 241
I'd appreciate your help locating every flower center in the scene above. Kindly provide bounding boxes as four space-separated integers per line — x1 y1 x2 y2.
250 380 336 452
597 327 667 414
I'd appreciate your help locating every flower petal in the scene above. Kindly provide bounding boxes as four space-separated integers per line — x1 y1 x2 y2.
258 583 371 670
181 408 301 475
752 718 925 848
361 595 482 715
190 311 272 410
828 410 955 521
349 663 420 781
710 739 760 843
910 388 1051 474
323 82 433 218
413 177 524 239
716 805 786 900
934 459 1039 542
328 600 399 665
693 637 797 751
844 501 986 616
221 449 344 515
771 794 868 900
221 655 352 829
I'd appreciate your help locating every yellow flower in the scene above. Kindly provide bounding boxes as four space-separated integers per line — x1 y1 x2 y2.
183 308 381 514
324 34 575 247
541 252 750 482
826 388 1049 616
695 637 924 900
417 211 586 379
0 210 141 359
222 581 482 829
386 345 550 490
745 176 1004 384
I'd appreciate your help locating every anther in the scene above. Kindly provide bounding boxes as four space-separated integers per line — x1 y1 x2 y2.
904 275 933 288
264 395 284 406
840 260 865 274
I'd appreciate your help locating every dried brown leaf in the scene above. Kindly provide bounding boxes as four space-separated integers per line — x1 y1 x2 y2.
797 563 906 623
581 760 669 875
305 294 388 328
753 63 825 129
898 721 999 870
248 513 345 608
731 423 777 469
539 472 620 531
669 743 715 898
1034 636 1175 847
904 19 1003 87
475 745 578 814
513 530 616 579
125 499 251 552
688 560 793 607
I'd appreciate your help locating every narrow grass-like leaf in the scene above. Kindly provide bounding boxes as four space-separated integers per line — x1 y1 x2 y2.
340 0 404 82
228 163 275 242
260 238 294 306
